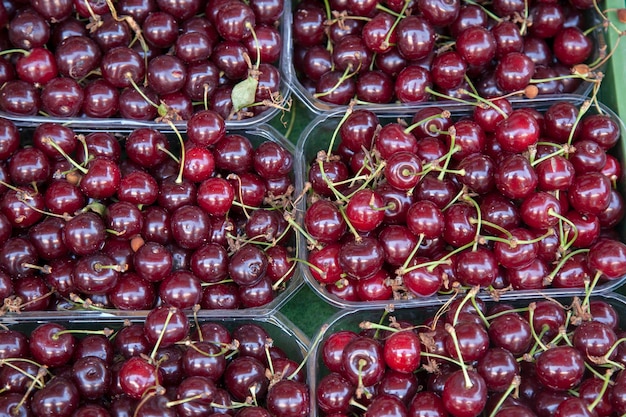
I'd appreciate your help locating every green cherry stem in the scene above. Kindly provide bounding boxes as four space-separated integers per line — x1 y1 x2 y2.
543 248 590 286
445 323 473 388
381 0 411 50
581 270 603 312
588 369 614 412
459 89 509 119
527 303 549 352
567 100 591 147
149 307 176 363
404 110 451 134
41 137 88 174
438 126 457 181
488 376 521 417
548 208 579 252
451 286 481 326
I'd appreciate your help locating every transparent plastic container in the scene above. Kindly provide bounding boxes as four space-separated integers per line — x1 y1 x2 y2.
0 1 291 130
2 122 302 316
306 292 626 417
287 5 605 117
294 96 626 309
1 309 310 353
0 309 312 414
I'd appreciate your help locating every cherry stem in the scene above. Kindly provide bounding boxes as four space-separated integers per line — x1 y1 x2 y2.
425 87 476 106
338 205 362 243
488 376 521 417
125 73 159 107
451 286 481 326
445 323 473 388
581 270 603 312
462 89 509 119
462 195 482 251
245 22 261 70
567 100 591 147
157 145 180 164
595 337 626 370
520 0 529 35
355 358 373 399
374 3 403 17
166 393 209 408
15 195 72 221
53 328 114 341
469 218 513 240
546 250 589 287
464 0 502 21
438 126 457 181
524 325 550 360
283 212 322 250
381 0 411 49
313 65 358 99
287 324 328 380
41 137 88 174
420 351 464 368
69 293 108 311
527 303 549 352
470 296 490 328
326 105 353 160
588 369 614 411
272 251 298 292
0 49 29 57
149 307 176 362
548 208 578 251
200 278 236 287
404 111 451 134
479 228 555 248
360 321 404 334
530 143 571 167
14 366 47 415
0 359 49 388
395 234 425 277
315 159 350 204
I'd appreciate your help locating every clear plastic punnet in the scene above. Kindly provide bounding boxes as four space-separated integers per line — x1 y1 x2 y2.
294 95 626 309
286 3 606 117
0 309 312 414
306 292 626 417
0 0 292 129
0 121 302 317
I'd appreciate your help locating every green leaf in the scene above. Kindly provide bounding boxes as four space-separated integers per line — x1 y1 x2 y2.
231 76 259 112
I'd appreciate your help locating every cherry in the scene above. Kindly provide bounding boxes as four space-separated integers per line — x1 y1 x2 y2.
394 65 432 103
341 336 385 387
494 52 535 93
477 347 520 392
553 26 592 66
316 372 355 414
224 356 269 401
31 377 80 417
535 345 585 391
442 370 487 417
118 356 162 400
29 323 76 368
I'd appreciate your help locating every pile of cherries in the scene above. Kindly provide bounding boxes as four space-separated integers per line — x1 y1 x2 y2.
293 0 600 105
0 0 285 121
315 295 626 416
303 99 626 302
0 110 298 312
0 306 310 417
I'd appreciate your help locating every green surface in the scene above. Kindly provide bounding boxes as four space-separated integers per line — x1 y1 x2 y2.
599 2 626 299
268 96 337 339
598 2 626 123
